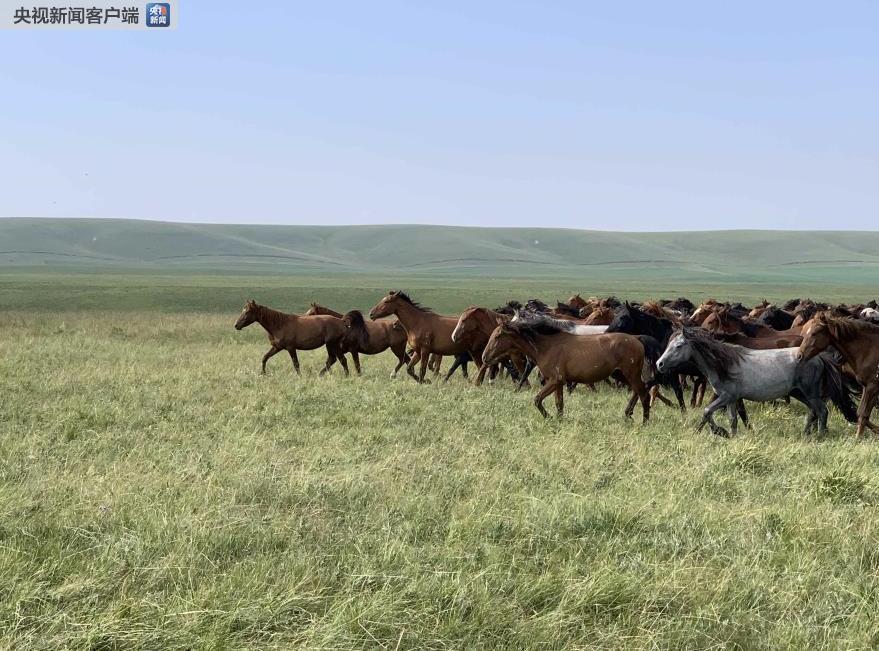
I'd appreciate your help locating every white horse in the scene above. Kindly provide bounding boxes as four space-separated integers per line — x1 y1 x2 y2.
656 328 856 437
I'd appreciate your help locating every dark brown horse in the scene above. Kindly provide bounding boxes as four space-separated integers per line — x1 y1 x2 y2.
482 320 650 421
798 313 879 437
341 310 412 378
305 303 410 376
369 291 477 383
234 300 349 376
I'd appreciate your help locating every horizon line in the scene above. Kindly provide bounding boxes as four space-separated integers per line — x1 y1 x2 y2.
2 216 878 234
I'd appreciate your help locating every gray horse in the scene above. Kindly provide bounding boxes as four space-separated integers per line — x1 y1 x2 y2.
657 327 857 437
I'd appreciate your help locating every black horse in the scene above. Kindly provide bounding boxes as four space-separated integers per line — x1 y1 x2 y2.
754 307 795 331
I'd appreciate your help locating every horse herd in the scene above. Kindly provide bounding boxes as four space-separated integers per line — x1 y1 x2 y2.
234 293 879 439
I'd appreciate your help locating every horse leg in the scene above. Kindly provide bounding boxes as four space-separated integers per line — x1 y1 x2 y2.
696 380 707 407
698 395 730 438
418 349 432 384
554 382 564 417
350 351 362 376
288 349 301 375
429 353 442 376
405 350 422 382
671 375 687 414
689 379 700 408
261 346 280 374
516 360 535 392
334 345 350 377
736 400 750 429
726 403 739 437
474 363 489 387
319 346 337 376
443 357 462 383
533 381 558 418
857 383 879 437
391 348 409 379
651 386 674 408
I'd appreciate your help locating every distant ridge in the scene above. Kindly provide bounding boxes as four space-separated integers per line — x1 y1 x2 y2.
2 218 879 283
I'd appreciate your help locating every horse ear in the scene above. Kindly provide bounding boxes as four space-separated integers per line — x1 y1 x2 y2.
246 299 255 307
495 316 506 326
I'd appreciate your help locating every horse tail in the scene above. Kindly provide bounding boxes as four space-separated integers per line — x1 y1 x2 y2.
344 310 370 351
817 352 859 423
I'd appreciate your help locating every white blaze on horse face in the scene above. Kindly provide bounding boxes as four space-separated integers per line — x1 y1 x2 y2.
451 317 465 343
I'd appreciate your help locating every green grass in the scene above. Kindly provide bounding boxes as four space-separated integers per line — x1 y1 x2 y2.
3 305 879 649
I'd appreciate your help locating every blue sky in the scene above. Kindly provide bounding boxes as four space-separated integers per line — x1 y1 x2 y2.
1 1 877 230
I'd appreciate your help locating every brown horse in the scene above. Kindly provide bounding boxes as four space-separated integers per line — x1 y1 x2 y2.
702 307 802 340
798 313 879 437
234 300 349 376
583 305 615 325
369 291 476 383
716 331 803 350
452 306 528 385
340 310 411 378
305 303 410 376
482 320 650 421
689 299 723 326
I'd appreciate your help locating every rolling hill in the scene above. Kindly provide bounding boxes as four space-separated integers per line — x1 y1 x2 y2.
2 219 879 284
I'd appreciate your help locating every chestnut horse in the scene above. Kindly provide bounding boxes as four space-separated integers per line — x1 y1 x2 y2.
482 319 650 421
234 300 349 376
369 291 477 384
452 306 528 386
583 305 615 325
798 313 879 437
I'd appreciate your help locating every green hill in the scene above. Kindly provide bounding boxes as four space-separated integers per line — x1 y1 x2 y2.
2 219 879 285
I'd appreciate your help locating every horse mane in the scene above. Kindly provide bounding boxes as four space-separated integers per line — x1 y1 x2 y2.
782 298 801 311
554 301 581 317
494 300 523 315
343 310 370 349
680 327 746 381
819 313 879 340
392 291 434 313
525 298 551 313
509 310 569 339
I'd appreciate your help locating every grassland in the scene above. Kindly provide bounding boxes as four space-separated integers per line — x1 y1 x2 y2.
1 222 879 648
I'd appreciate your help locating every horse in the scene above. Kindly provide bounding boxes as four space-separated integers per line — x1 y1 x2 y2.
482 317 650 421
702 307 802 340
798 312 879 437
234 299 349 376
340 310 412 378
368 291 477 384
452 306 527 386
661 297 695 316
607 302 710 408
752 306 795 331
657 327 857 437
583 305 615 325
518 308 684 412
714 331 803 350
641 300 684 324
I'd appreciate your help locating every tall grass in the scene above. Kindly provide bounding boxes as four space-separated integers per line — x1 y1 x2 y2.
2 311 879 649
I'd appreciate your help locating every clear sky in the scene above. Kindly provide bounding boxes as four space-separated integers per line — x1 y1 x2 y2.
1 1 877 230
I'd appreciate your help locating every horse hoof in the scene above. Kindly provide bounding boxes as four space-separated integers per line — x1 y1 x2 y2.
714 428 730 438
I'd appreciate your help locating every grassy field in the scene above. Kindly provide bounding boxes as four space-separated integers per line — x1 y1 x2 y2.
2 267 879 649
